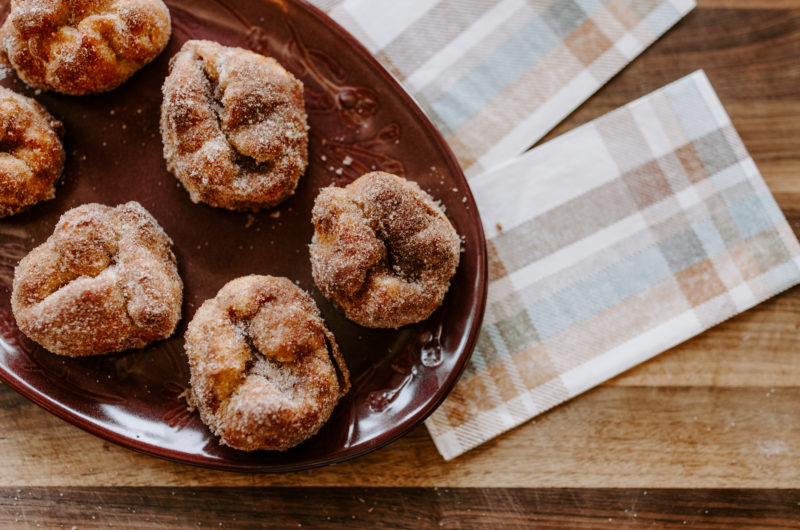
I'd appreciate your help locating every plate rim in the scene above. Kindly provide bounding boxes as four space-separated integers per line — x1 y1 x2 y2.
0 0 488 473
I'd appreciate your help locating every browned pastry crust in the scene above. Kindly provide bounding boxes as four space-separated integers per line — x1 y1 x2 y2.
0 87 65 218
0 0 171 95
184 275 350 451
160 40 308 212
11 201 183 357
310 172 461 329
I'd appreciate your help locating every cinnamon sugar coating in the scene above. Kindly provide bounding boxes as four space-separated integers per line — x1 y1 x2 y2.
0 0 171 95
184 275 350 451
160 40 308 212
0 87 65 218
310 172 461 329
11 202 183 356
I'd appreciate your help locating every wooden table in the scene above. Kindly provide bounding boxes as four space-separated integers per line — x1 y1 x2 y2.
2 1 799 527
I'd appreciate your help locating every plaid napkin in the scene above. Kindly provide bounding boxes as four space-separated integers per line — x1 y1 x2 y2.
312 0 695 176
424 71 800 459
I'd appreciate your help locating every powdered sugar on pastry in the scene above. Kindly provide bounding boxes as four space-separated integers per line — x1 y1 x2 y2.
0 86 65 217
160 40 308 212
0 0 172 95
184 275 350 451
310 172 461 329
11 201 183 356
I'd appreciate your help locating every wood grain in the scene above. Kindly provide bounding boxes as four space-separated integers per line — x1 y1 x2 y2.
0 3 799 525
2 382 798 487
1 488 798 528
609 291 800 387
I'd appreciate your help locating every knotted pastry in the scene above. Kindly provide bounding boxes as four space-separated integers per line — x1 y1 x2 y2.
160 40 308 211
310 172 461 329
184 275 350 451
0 86 65 218
0 0 171 95
11 201 183 356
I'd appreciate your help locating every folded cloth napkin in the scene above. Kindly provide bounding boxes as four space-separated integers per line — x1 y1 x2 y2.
424 70 800 459
312 0 695 177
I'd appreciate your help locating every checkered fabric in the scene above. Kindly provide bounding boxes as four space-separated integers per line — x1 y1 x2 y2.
423 71 800 459
311 0 695 177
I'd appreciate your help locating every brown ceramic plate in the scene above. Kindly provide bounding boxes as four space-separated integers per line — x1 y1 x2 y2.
0 0 486 472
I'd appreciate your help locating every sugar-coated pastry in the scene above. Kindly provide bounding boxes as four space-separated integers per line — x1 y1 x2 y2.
11 202 183 356
160 40 308 212
0 0 171 95
310 171 461 329
184 275 350 451
0 86 65 218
